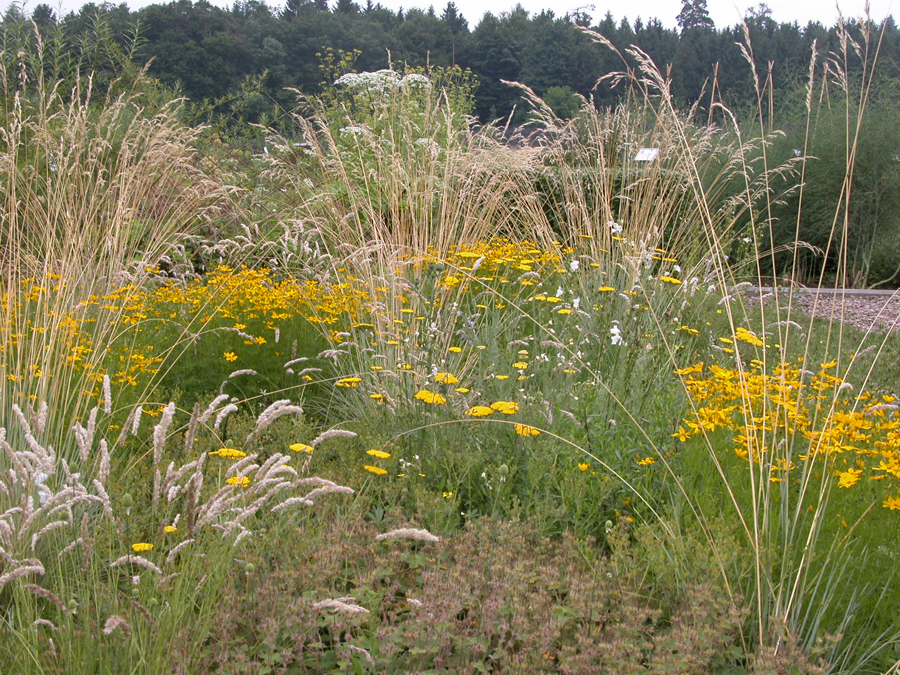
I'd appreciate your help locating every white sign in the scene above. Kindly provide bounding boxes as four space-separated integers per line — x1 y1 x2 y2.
634 148 660 162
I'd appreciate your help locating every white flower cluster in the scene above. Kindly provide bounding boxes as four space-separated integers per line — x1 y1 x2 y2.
610 321 625 346
339 125 367 138
401 73 430 88
334 70 431 95
335 69 400 92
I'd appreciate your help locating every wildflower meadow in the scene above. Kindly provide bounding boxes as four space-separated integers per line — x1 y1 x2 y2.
2 12 900 675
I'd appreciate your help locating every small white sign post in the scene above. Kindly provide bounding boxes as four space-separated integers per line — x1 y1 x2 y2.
634 147 660 162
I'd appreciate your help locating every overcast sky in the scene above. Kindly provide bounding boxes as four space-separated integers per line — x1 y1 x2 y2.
39 0 896 29
363 0 894 29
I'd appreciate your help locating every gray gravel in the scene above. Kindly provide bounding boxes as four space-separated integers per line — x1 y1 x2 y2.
748 287 900 335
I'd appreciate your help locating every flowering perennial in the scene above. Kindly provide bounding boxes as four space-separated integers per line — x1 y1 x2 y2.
676 360 900 508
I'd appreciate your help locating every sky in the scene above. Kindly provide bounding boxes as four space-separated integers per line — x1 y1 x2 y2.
38 0 896 30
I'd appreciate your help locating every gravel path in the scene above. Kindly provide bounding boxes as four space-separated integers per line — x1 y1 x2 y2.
750 287 900 335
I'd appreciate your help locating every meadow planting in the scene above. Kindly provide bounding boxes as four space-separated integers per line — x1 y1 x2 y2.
2 16 900 675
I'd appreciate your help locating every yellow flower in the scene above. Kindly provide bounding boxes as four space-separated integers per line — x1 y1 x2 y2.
211 448 247 459
414 389 447 405
598 286 616 292
226 476 250 487
435 372 459 384
131 542 154 553
577 463 589 472
367 449 391 459
734 327 764 347
442 491 454 498
289 443 314 454
515 424 541 436
836 468 862 488
223 352 238 362
165 525 177 533
671 427 690 442
883 496 900 510
369 393 385 401
637 456 656 466
512 362 528 370
363 465 388 475
448 346 462 353
494 375 510 380
335 377 362 387
557 308 573 315
455 387 470 393
490 401 519 414
465 405 495 417
658 276 682 284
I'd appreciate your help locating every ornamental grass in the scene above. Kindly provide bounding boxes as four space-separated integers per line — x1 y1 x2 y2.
2 14 900 674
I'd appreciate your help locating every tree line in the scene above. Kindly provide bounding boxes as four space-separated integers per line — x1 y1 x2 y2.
10 0 900 122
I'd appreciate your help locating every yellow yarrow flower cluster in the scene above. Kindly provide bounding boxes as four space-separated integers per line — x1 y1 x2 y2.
734 327 764 347
465 405 494 417
414 389 446 405
211 448 248 459
490 401 519 415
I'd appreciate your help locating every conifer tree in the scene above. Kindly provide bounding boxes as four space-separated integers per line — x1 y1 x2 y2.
677 0 714 33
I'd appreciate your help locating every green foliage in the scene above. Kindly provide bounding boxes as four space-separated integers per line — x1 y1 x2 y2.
677 0 715 33
767 79 900 287
542 85 582 119
319 61 477 146
1 4 164 112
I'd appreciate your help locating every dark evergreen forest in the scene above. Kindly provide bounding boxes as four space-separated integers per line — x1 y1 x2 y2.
9 0 900 122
